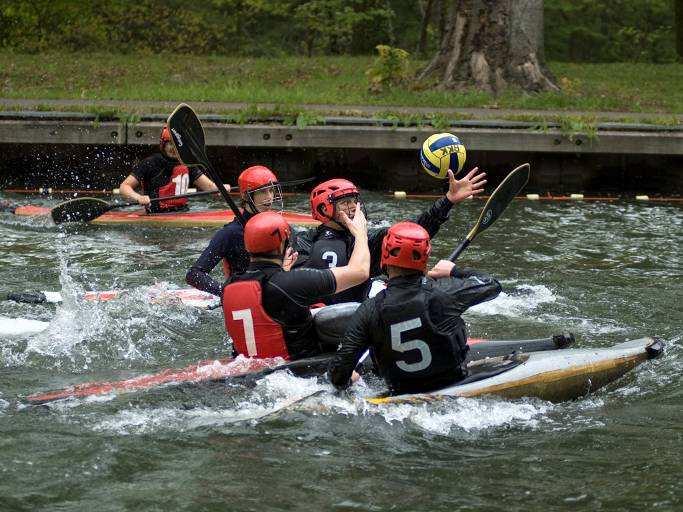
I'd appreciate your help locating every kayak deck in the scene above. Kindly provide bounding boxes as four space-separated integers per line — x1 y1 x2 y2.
368 337 664 405
12 205 319 228
25 334 572 405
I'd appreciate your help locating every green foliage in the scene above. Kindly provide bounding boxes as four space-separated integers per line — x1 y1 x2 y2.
428 114 452 131
556 116 598 141
545 0 677 63
0 0 677 62
0 0 395 56
366 45 410 93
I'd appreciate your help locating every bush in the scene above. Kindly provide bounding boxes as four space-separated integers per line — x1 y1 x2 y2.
366 44 409 93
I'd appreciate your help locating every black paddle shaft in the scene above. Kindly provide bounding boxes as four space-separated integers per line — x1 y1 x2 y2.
167 104 246 225
448 163 530 262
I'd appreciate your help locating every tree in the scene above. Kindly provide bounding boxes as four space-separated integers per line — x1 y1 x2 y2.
418 0 558 93
676 0 683 62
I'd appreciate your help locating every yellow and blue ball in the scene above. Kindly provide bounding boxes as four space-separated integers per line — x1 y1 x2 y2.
419 133 466 179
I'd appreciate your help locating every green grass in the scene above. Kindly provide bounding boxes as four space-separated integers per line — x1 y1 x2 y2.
1 52 681 116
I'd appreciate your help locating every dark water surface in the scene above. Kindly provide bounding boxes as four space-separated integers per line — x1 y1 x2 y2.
1 193 681 511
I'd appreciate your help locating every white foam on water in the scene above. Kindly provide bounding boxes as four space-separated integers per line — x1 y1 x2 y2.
538 314 626 336
372 397 554 435
0 392 8 415
468 284 558 317
91 371 327 435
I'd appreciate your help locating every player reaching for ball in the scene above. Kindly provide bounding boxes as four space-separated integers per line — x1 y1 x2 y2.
293 135 486 305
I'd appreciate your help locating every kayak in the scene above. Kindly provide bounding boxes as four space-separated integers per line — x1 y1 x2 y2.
6 287 219 309
0 316 50 337
11 205 319 228
24 334 573 405
367 337 663 405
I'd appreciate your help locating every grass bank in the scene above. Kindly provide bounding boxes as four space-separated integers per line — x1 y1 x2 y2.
1 53 682 119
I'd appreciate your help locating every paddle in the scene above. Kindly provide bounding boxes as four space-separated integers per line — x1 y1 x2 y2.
448 163 530 261
166 103 246 224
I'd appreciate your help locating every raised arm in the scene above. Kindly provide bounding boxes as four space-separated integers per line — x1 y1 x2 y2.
330 203 370 292
414 168 487 237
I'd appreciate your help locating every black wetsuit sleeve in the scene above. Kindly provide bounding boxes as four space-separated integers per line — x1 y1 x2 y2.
414 197 454 237
189 167 204 182
270 268 337 304
186 226 232 297
328 300 374 390
434 266 502 312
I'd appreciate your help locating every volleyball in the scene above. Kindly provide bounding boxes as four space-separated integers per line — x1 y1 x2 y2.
419 133 466 179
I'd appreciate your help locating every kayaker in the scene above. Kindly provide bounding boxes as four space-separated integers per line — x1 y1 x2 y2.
119 124 228 213
292 168 486 305
222 206 369 360
186 165 285 297
328 221 501 395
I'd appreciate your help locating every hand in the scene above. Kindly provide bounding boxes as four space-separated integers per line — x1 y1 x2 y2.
223 184 231 193
351 370 361 383
137 195 151 206
283 247 298 271
339 203 367 238
427 259 455 279
446 168 487 204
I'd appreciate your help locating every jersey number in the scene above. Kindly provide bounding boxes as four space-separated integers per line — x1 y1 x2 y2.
172 173 190 195
321 251 338 268
232 309 257 356
390 318 432 373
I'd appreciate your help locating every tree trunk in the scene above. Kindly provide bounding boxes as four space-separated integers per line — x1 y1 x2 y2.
418 0 558 93
417 0 434 56
676 0 683 62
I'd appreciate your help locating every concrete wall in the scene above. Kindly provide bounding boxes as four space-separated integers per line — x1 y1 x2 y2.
0 114 681 194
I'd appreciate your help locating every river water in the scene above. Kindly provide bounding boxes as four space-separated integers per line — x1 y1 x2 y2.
0 192 681 511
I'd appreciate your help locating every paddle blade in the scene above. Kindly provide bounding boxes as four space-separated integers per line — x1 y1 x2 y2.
467 163 530 240
51 197 113 224
166 103 208 169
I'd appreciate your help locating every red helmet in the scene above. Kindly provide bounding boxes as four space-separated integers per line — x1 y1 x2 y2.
381 222 431 272
244 212 291 255
238 165 278 194
238 166 283 213
159 125 171 152
310 179 360 222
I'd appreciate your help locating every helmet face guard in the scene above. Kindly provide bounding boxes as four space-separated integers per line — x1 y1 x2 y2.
310 179 361 223
244 181 284 214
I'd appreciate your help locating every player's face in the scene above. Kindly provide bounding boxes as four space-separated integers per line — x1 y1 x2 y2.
163 143 179 159
333 195 358 222
252 187 275 211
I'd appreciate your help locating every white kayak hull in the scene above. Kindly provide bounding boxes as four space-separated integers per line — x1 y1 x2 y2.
368 337 664 405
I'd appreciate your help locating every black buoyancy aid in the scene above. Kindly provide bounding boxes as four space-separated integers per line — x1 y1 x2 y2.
155 164 190 210
374 286 469 394
222 273 289 359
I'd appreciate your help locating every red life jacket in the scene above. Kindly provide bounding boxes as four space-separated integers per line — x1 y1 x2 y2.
157 164 190 210
222 279 289 359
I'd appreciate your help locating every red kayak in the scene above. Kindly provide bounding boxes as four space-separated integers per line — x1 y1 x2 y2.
12 205 319 228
